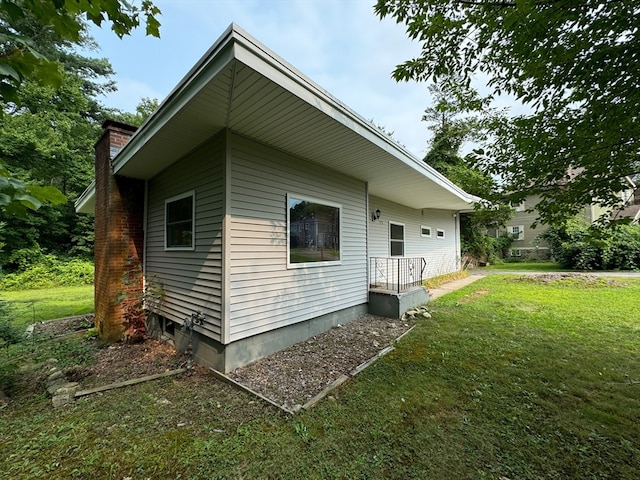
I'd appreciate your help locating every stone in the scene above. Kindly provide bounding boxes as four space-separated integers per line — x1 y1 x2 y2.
47 370 64 383
55 382 79 395
47 379 68 395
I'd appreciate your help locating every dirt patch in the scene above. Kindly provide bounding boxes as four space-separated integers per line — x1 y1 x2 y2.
510 273 626 287
31 314 94 338
67 339 191 387
457 289 490 304
43 313 415 410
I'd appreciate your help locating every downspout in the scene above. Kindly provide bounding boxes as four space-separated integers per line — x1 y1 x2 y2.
454 212 461 270
365 182 369 292
143 179 149 290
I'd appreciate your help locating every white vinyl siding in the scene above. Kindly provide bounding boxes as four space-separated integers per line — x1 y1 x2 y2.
368 195 460 278
227 133 367 342
146 134 225 341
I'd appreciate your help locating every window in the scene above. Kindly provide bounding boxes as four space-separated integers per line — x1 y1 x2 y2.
288 195 341 266
513 200 526 212
390 222 405 256
165 191 195 250
421 225 432 238
511 249 522 257
509 225 525 241
436 228 445 239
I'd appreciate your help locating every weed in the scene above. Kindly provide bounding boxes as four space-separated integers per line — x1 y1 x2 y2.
293 421 310 443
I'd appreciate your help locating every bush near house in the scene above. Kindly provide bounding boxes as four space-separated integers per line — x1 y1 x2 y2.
542 219 640 270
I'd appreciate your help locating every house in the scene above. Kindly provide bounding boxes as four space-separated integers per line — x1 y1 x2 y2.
76 24 477 372
502 178 638 259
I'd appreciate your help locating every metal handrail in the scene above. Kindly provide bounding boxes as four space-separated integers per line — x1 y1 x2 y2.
369 257 426 294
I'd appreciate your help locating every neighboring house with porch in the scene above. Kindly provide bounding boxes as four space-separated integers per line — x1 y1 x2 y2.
76 24 477 372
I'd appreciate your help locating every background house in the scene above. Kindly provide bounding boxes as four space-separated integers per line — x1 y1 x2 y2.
498 178 638 259
77 24 477 372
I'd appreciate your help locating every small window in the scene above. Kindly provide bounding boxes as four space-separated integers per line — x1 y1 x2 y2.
165 191 195 250
436 228 445 239
421 225 432 238
510 225 525 241
513 201 526 212
288 194 341 267
511 249 522 257
390 222 405 256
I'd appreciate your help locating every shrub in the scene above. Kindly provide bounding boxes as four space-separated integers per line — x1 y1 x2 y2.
0 257 94 290
542 219 640 270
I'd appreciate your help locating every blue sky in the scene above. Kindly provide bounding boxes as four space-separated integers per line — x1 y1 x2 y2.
87 0 519 159
86 0 437 157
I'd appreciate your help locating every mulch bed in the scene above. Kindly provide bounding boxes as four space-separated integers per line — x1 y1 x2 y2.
34 313 415 410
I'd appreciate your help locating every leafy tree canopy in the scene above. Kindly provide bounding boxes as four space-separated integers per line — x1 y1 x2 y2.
422 82 513 261
0 0 161 216
110 96 159 127
0 0 160 102
376 0 639 226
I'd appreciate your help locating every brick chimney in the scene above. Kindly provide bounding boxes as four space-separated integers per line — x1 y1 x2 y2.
94 120 145 342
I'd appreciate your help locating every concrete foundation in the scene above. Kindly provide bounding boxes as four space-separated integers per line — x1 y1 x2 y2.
165 303 368 372
368 287 430 319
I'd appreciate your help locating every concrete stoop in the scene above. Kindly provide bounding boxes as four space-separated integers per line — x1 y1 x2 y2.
367 286 430 319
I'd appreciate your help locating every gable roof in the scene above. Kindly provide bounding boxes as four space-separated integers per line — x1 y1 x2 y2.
77 23 478 214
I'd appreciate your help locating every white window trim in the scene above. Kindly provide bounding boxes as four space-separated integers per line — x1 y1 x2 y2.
287 193 342 269
510 225 525 241
389 221 405 257
164 190 196 251
511 248 522 257
420 225 432 238
513 201 526 212
436 228 445 239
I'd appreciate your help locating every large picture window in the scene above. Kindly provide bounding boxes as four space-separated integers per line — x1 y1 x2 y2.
165 191 195 250
288 195 341 266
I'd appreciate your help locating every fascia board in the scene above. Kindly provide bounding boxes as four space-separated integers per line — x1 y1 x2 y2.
75 180 96 214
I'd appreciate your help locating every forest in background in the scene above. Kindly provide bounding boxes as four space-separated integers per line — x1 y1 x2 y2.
0 7 157 278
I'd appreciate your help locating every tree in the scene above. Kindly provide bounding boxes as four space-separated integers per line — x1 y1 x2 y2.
422 82 512 261
0 0 161 216
375 0 640 226
111 97 159 127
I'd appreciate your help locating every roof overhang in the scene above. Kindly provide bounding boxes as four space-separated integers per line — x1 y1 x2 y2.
76 24 478 214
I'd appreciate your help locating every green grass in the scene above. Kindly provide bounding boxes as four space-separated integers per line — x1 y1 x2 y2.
1 276 639 479
1 285 94 329
476 261 566 271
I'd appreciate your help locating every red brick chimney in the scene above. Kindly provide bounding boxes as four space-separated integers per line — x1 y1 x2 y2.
94 120 145 342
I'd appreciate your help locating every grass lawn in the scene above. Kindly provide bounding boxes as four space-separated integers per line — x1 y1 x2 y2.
1 285 94 329
1 276 639 479
475 261 567 271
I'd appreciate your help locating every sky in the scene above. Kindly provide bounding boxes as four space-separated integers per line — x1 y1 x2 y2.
84 0 442 158
86 0 521 159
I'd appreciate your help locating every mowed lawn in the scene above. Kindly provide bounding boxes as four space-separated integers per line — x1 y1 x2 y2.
2 285 94 329
1 275 639 479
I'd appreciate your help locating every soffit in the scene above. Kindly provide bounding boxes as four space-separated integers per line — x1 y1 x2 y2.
111 25 475 211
